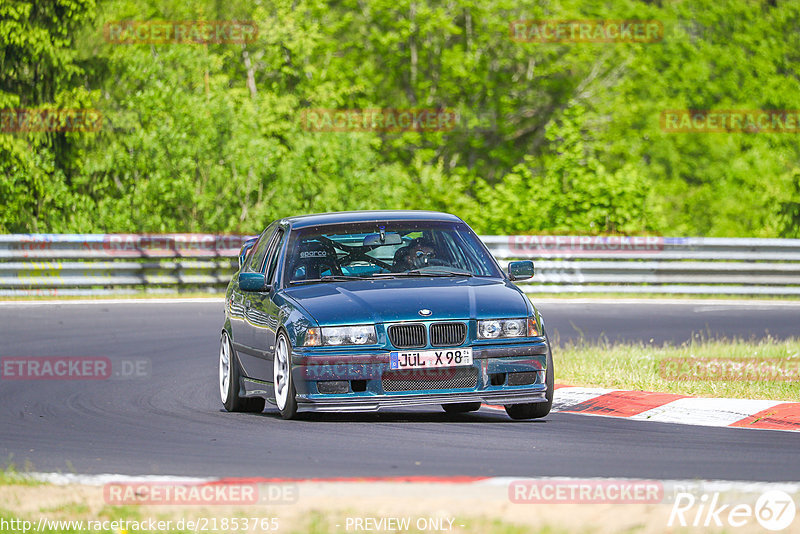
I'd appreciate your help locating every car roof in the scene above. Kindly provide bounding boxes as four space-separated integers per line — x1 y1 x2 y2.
282 210 464 230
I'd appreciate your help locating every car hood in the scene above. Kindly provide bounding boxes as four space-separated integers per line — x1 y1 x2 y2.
282 277 530 325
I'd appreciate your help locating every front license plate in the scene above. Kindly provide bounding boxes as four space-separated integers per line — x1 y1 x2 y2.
389 348 473 370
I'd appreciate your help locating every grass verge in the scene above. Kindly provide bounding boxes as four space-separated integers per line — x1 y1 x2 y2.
0 473 626 534
555 335 800 401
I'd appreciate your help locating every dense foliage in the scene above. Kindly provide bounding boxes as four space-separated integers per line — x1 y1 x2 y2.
1 0 799 236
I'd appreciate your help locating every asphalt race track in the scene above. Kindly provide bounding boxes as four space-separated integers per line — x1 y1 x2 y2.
1 299 799 481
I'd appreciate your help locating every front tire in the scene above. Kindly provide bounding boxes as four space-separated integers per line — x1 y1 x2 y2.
505 330 554 420
273 331 298 419
442 402 481 414
219 331 265 413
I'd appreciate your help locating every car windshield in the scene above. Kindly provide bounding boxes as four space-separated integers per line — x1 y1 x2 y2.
285 220 502 283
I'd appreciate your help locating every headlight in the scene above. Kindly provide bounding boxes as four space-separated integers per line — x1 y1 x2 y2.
478 318 536 339
303 326 377 346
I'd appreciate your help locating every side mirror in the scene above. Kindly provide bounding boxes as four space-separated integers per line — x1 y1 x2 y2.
508 260 534 281
238 272 269 292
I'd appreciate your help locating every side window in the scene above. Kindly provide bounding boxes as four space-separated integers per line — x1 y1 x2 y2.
265 228 286 284
246 226 276 273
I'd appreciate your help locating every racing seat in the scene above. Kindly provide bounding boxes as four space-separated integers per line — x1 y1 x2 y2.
292 241 340 280
392 246 411 271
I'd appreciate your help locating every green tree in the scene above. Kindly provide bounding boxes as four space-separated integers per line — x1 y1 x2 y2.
0 0 98 232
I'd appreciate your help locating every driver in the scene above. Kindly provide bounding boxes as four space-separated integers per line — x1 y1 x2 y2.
394 237 437 270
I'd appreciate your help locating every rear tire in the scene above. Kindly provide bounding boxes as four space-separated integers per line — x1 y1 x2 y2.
442 402 481 414
505 330 554 420
220 331 266 413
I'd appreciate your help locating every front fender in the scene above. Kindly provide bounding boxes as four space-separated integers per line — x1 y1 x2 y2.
274 292 319 348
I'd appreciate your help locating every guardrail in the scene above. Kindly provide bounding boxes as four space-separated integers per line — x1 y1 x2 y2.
2 234 800 296
485 235 800 295
0 234 245 297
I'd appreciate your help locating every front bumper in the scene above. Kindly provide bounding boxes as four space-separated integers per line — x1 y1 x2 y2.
295 387 547 412
285 340 549 412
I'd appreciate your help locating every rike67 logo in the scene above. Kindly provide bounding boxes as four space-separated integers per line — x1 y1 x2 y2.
669 490 796 531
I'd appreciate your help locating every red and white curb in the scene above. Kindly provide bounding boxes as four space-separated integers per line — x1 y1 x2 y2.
525 385 800 432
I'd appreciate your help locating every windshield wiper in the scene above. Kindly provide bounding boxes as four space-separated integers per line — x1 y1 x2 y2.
413 269 474 277
372 269 473 278
289 275 370 285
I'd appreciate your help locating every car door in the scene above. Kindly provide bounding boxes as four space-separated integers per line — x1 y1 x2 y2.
239 226 287 381
231 224 276 378
260 226 288 382
229 227 273 347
